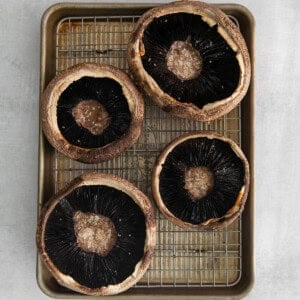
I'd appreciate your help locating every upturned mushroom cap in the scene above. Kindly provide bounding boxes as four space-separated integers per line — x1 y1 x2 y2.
37 173 156 295
41 63 144 163
127 1 251 122
152 132 250 230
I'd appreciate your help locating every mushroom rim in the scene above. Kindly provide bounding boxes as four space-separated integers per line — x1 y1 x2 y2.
37 172 156 296
152 131 250 231
127 1 251 122
41 63 144 163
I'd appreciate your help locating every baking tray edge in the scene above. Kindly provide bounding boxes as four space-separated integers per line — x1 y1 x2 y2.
37 2 255 299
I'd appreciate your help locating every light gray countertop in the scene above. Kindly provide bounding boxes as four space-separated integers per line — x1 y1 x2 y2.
0 0 299 299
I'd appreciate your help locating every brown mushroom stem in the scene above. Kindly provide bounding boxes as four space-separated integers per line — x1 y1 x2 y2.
73 211 117 256
72 100 111 135
184 166 214 200
166 36 203 80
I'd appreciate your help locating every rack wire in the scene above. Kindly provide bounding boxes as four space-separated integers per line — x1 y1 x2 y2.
55 15 242 288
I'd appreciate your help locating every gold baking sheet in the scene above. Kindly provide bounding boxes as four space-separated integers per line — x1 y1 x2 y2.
38 3 254 299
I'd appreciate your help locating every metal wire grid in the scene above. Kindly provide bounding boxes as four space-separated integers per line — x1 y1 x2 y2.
54 15 242 288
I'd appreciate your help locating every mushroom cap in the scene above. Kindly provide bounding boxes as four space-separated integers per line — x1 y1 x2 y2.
41 63 144 163
152 132 250 230
37 172 156 295
127 1 251 122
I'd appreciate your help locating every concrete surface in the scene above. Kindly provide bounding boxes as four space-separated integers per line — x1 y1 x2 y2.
0 0 299 299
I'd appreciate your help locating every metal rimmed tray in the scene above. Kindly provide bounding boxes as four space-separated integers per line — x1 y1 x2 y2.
38 2 255 299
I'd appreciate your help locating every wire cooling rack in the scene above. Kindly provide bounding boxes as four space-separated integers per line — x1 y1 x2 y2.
54 15 242 287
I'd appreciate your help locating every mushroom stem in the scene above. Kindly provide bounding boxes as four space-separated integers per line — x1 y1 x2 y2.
166 39 202 81
73 211 117 256
184 166 214 200
72 99 111 135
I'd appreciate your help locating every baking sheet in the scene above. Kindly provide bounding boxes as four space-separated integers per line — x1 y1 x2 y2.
38 3 254 299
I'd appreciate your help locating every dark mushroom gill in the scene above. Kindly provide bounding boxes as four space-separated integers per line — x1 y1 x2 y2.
57 77 131 148
142 13 240 108
44 185 146 288
159 137 245 224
